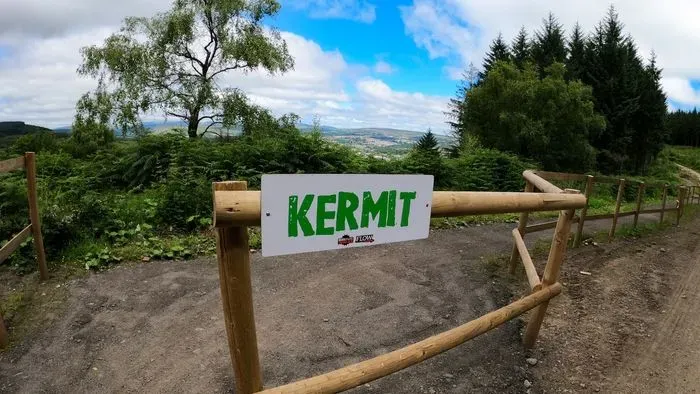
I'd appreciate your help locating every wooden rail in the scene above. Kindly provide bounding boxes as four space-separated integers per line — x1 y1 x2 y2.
214 190 586 228
213 170 582 393
0 153 48 349
512 229 542 291
258 284 562 394
524 171 700 245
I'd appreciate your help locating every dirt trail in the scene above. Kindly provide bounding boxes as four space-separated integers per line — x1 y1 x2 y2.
677 164 700 185
1 211 699 393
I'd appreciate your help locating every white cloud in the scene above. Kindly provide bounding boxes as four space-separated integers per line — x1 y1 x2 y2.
399 0 700 106
373 60 395 74
291 0 376 23
0 0 170 39
0 24 448 132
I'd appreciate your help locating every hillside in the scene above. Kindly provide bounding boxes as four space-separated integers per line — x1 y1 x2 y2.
150 121 453 157
0 122 52 137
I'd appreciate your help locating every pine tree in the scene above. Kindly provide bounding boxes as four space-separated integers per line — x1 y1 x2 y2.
581 5 666 173
511 27 532 70
631 51 668 171
531 13 567 76
447 63 479 156
479 33 511 80
565 23 586 80
416 130 439 152
406 129 446 186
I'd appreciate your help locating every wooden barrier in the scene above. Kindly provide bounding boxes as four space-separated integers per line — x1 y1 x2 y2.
258 284 562 394
509 181 534 274
609 179 626 241
574 175 594 247
213 171 583 393
0 153 48 349
525 171 700 241
512 229 542 291
660 184 668 226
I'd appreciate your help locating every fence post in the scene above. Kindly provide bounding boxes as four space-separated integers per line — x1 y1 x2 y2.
574 175 594 247
214 181 263 394
523 203 576 348
677 186 686 226
608 179 626 241
509 181 534 274
25 152 48 281
633 182 645 228
0 313 8 348
659 184 668 226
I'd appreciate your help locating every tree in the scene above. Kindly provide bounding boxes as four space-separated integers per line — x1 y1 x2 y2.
416 129 439 152
447 62 479 156
580 5 666 173
511 26 532 70
531 13 567 76
455 61 604 172
77 0 294 138
479 33 510 80
405 129 447 186
565 23 586 81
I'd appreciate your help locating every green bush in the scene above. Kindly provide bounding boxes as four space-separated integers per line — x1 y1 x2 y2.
447 149 531 191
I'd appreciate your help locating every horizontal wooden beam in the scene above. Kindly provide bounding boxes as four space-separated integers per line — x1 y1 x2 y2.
640 207 678 215
0 156 24 173
533 170 588 182
523 216 580 234
0 224 32 263
213 189 587 228
523 170 563 193
511 229 542 291
256 283 562 394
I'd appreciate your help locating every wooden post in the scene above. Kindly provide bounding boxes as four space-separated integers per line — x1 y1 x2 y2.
608 179 625 241
214 181 263 394
574 175 594 247
659 184 668 226
523 205 576 348
677 186 686 226
509 181 534 274
25 152 48 281
0 313 8 348
633 182 645 228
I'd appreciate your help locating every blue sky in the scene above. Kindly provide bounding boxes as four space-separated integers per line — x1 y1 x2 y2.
273 0 457 97
2 0 700 131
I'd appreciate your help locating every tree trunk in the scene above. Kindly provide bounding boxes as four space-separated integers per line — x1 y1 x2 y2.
187 115 199 138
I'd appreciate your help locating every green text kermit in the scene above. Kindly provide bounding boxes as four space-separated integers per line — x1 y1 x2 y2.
288 190 418 237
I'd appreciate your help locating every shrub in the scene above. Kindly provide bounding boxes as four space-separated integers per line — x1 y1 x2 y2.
448 149 531 191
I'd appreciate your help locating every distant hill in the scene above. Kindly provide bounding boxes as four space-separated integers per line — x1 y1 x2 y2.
0 121 53 137
48 121 454 157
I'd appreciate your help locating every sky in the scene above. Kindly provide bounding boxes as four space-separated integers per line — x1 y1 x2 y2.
1 0 700 133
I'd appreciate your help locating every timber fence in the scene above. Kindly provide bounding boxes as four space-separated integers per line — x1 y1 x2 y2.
211 171 586 393
0 152 47 348
517 170 699 247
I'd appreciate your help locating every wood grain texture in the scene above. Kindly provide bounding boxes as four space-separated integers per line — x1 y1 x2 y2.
0 224 32 263
523 207 575 348
214 181 263 394
512 229 542 291
523 170 563 193
214 190 587 228
608 179 626 241
25 153 48 280
574 175 595 247
509 181 534 274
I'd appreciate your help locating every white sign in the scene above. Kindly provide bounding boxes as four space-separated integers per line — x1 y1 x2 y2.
261 174 434 257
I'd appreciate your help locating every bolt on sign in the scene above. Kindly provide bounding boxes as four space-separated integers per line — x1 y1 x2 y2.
261 174 434 257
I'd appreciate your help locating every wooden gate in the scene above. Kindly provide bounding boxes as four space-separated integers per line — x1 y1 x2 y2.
211 171 585 393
